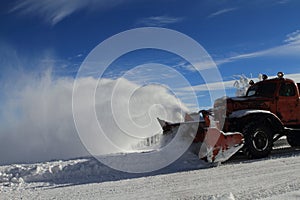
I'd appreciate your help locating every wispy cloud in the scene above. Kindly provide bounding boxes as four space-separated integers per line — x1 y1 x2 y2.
180 73 300 93
136 15 184 27
10 0 128 25
215 29 300 66
207 7 238 19
275 0 291 4
285 29 300 44
180 80 235 92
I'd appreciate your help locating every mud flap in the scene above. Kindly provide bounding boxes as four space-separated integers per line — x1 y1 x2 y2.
199 128 244 163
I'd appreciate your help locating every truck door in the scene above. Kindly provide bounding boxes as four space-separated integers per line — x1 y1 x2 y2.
276 82 300 125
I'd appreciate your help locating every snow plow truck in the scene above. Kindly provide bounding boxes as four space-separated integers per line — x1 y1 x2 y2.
157 72 300 163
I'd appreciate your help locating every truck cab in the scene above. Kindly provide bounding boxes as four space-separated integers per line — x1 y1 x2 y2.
245 74 300 127
214 72 300 159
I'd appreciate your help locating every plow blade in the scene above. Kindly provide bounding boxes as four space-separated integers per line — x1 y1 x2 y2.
158 118 244 163
199 128 244 163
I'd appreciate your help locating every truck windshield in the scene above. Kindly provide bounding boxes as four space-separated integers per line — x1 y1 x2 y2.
246 82 277 98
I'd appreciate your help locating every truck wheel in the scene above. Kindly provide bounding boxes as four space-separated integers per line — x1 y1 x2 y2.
242 122 273 159
287 133 300 147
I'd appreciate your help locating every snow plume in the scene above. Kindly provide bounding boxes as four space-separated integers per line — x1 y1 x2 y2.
233 74 264 96
233 74 250 96
73 77 188 156
0 70 85 165
0 70 188 165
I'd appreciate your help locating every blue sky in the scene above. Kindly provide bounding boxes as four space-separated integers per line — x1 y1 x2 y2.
2 0 300 109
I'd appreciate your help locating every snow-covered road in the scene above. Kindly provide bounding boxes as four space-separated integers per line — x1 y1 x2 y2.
1 145 300 200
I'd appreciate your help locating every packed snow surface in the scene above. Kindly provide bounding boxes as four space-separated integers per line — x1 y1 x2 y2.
1 139 300 200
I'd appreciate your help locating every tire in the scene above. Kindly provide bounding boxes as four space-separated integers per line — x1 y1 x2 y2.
287 132 300 147
242 122 273 159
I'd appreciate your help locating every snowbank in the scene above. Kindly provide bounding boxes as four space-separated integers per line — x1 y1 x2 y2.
0 150 208 188
1 147 300 200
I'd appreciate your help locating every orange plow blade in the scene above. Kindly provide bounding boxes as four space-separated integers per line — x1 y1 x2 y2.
158 118 244 163
199 128 244 163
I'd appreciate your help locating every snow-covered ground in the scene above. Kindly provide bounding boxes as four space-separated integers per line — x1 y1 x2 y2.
1 139 300 200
